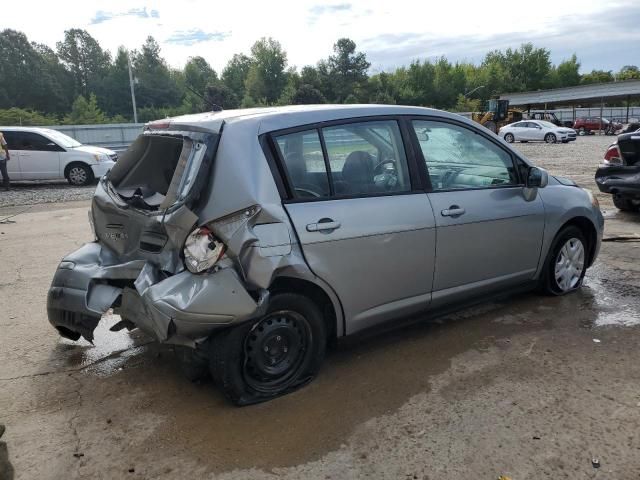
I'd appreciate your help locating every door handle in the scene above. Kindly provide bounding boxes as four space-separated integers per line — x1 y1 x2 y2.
441 206 466 217
306 219 341 232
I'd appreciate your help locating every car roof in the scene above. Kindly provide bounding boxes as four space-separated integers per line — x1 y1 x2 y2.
0 126 51 133
164 104 473 134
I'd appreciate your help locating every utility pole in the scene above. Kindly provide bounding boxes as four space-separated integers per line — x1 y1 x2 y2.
127 51 138 124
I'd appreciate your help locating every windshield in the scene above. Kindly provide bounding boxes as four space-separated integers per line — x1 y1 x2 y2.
538 121 557 129
42 129 82 148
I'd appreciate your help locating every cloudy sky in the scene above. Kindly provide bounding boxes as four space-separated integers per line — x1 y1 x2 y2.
4 0 639 73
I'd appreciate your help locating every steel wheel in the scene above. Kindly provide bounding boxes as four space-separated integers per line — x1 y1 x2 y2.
243 310 311 394
554 237 585 292
504 133 515 143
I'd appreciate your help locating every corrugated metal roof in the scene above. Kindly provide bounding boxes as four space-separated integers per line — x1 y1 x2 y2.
500 80 640 106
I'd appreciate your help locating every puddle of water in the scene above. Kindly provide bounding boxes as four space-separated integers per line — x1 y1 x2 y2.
583 267 640 328
55 311 150 375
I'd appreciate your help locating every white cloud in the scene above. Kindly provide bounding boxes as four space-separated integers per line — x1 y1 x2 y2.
2 0 637 72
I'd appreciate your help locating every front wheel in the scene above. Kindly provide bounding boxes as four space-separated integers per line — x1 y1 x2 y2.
66 164 94 186
209 293 327 405
545 133 557 144
504 133 515 143
539 226 587 295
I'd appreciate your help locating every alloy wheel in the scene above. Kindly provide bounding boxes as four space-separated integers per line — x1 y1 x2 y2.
68 166 88 185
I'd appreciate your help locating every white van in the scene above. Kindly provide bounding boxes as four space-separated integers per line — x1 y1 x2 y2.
1 127 117 185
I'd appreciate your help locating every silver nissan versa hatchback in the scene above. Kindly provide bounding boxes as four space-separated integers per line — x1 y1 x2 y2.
48 105 604 405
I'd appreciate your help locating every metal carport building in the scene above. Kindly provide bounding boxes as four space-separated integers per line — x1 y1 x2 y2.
499 79 640 123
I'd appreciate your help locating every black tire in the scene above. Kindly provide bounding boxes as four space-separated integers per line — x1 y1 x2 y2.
504 133 515 143
578 127 586 136
539 225 588 296
544 133 557 144
66 163 94 186
209 293 327 405
613 195 638 212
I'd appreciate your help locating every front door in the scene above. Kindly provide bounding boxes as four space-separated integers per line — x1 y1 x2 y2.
12 131 62 179
410 119 545 307
273 119 436 334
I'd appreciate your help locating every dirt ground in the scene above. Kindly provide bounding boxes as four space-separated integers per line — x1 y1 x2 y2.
2 135 640 480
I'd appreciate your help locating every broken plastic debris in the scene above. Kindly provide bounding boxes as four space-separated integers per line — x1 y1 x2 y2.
593 339 601 343
592 458 600 468
498 476 512 480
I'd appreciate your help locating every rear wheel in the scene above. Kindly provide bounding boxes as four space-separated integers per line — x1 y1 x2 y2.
578 127 586 136
539 225 587 295
209 293 327 405
613 195 639 212
504 133 515 143
66 163 94 186
544 133 557 144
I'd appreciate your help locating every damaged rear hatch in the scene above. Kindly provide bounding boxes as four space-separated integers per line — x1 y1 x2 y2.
48 123 225 342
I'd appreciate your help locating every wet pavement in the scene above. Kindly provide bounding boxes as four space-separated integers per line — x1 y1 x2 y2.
2 158 640 477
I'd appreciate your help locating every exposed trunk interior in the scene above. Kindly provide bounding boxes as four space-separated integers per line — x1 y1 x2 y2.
108 135 193 210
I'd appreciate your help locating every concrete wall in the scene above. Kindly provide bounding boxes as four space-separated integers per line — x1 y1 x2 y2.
48 123 144 151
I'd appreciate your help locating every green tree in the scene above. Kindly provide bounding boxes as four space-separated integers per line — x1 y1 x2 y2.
324 38 370 103
290 84 326 104
56 29 110 98
245 38 288 104
98 47 134 118
581 69 614 84
133 36 181 108
221 53 253 101
0 107 58 126
64 94 107 124
204 83 239 109
553 54 581 87
616 65 640 81
184 56 217 94
453 94 481 112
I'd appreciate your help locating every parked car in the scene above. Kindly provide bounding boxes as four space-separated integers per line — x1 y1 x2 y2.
573 117 622 136
595 129 640 211
47 105 603 405
499 120 577 144
0 127 117 185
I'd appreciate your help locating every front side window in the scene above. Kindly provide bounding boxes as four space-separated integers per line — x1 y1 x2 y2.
322 120 410 195
412 120 518 191
15 132 61 152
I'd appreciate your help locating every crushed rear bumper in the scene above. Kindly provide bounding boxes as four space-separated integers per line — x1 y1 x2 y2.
47 242 268 346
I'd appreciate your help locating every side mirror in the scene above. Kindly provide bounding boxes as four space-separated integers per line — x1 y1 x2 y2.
526 166 548 188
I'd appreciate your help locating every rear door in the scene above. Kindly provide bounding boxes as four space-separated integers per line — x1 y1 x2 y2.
410 118 545 307
273 119 436 334
13 131 62 179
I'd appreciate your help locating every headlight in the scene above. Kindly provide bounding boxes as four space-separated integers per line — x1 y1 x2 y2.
183 227 225 273
93 153 111 163
582 188 599 209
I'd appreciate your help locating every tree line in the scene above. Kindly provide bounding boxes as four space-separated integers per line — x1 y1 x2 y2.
1 28 639 125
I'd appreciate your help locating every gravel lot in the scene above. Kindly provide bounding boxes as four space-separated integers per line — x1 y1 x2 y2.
0 134 613 209
3 132 639 480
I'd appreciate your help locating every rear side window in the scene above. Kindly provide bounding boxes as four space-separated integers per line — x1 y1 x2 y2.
275 130 330 199
273 119 411 200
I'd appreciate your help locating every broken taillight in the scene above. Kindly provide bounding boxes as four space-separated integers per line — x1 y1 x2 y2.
183 226 226 273
602 144 624 166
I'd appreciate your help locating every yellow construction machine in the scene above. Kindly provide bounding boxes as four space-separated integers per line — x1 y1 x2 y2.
471 99 523 133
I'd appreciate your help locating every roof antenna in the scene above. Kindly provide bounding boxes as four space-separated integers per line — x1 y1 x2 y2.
186 85 223 112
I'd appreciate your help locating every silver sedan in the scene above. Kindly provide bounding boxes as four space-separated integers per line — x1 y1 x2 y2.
500 120 577 144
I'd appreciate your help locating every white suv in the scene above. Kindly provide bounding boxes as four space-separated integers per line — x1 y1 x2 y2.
1 127 117 185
